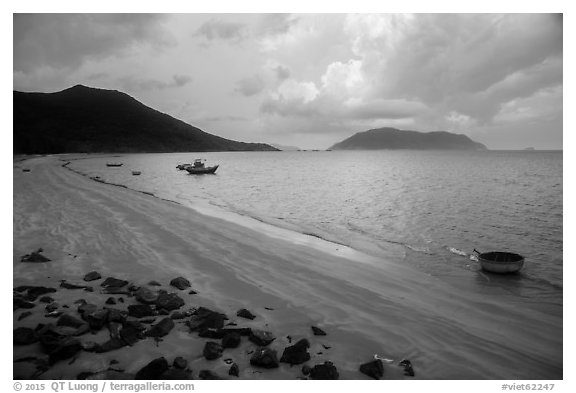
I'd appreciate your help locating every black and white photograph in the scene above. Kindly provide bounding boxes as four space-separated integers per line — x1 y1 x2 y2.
11 5 565 384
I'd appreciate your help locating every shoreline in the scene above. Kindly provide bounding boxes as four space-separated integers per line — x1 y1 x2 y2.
13 156 562 379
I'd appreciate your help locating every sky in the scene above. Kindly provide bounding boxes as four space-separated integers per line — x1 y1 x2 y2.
13 13 563 150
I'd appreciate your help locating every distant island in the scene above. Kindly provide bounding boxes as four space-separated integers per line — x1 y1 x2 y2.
329 127 487 151
13 85 278 154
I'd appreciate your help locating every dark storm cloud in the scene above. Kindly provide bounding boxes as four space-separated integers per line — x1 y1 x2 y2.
14 14 172 73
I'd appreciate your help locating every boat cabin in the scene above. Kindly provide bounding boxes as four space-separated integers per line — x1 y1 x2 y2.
193 159 205 168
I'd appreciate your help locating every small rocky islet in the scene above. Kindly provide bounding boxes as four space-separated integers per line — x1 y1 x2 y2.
14 250 415 380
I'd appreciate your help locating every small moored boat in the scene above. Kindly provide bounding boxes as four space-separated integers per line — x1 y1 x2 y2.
132 171 141 176
473 249 524 274
106 162 123 167
185 159 219 175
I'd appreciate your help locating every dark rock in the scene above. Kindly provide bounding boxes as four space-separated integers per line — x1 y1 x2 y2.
249 329 275 346
140 318 156 324
229 363 239 377
199 370 224 380
84 287 94 292
101 287 130 295
198 328 225 339
161 369 193 380
25 286 57 301
14 327 38 345
236 308 256 320
95 338 127 353
120 325 144 346
45 303 59 313
106 308 126 323
169 277 191 290
135 357 169 380
18 311 32 321
123 320 147 331
280 338 311 365
146 317 175 338
78 303 97 315
39 296 54 303
14 285 33 292
359 359 384 379
14 298 35 310
105 297 116 305
309 361 339 380
173 357 187 370
118 297 125 303
83 309 109 330
220 327 252 336
21 249 51 263
155 292 185 311
203 341 223 360
170 311 186 320
250 347 279 369
311 326 327 336
135 287 158 304
101 277 129 288
128 304 155 318
48 338 82 364
222 332 242 348
301 365 312 376
60 281 89 290
399 359 415 377
158 309 170 316
148 280 162 286
188 290 197 295
83 271 102 282
57 314 86 329
108 322 122 339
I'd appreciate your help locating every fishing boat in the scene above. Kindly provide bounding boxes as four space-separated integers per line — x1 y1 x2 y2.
473 249 524 274
185 159 219 175
106 162 123 167
132 171 141 176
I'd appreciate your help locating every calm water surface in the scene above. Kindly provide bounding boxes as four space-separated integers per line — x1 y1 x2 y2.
71 150 563 303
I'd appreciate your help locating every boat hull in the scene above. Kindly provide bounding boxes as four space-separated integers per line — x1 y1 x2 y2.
185 165 219 175
478 251 524 274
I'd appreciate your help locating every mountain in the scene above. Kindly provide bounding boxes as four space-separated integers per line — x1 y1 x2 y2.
329 127 487 151
13 85 278 154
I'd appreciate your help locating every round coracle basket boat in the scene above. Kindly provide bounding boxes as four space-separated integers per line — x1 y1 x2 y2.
476 250 525 274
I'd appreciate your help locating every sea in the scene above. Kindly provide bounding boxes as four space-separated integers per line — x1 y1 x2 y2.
70 150 562 298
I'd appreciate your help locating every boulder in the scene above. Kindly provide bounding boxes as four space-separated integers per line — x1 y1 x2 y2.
222 332 242 348
120 325 144 346
280 339 311 365
48 338 82 364
60 281 90 290
83 309 109 331
101 277 129 288
127 305 155 318
173 357 187 370
83 271 102 282
203 342 223 360
39 296 54 303
249 329 276 346
399 359 415 377
236 308 256 320
249 348 279 369
229 363 239 377
359 359 384 380
309 361 339 380
45 303 59 313
78 303 97 315
14 327 38 345
25 286 57 301
18 311 32 321
135 287 159 304
148 280 162 286
169 277 191 290
146 317 175 338
155 292 185 311
14 298 35 310
57 314 86 329
95 338 126 353
135 357 169 380
311 326 327 336
105 297 117 305
170 311 186 320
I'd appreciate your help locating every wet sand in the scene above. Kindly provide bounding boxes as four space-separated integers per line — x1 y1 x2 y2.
13 156 562 379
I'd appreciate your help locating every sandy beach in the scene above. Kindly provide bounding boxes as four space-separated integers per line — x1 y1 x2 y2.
13 156 562 380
